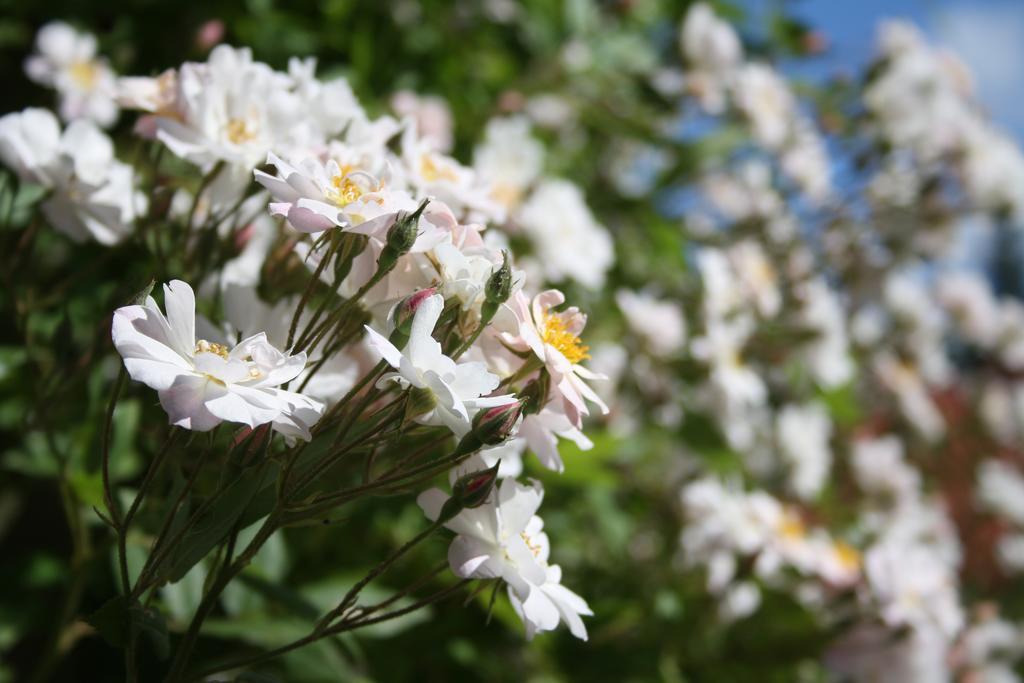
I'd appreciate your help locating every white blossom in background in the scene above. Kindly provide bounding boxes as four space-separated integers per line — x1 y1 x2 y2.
516 179 614 290
681 477 861 609
978 461 1024 528
701 161 782 224
797 279 855 389
727 241 781 318
615 289 686 357
391 90 454 153
955 610 1024 682
0 108 142 245
776 403 833 501
473 116 545 214
874 352 946 442
679 3 742 113
111 280 324 439
24 21 118 127
851 436 920 501
936 270 1000 348
732 63 796 150
864 541 964 639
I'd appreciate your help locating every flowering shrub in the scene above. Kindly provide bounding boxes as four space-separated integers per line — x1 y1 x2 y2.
5 3 1024 681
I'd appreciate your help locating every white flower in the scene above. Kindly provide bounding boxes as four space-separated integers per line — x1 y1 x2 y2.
937 270 1000 348
0 108 142 245
615 289 687 357
430 238 512 314
780 118 831 203
865 541 964 638
996 534 1024 573
691 315 766 415
680 3 742 75
142 46 323 170
874 352 946 442
719 581 761 622
24 22 118 127
473 115 545 213
400 124 500 222
364 293 515 436
417 467 591 640
516 179 613 290
702 161 782 224
391 90 453 153
732 63 795 149
111 280 324 439
504 289 608 430
797 279 854 389
679 3 742 113
851 436 920 501
962 125 1024 220
256 152 414 234
978 461 1024 527
727 240 781 318
776 403 833 501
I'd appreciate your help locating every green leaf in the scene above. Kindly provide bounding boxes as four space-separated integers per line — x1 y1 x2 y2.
135 605 170 660
87 595 131 648
161 461 278 583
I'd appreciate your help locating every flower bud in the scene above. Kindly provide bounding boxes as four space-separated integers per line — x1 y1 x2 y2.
439 461 501 520
484 251 512 305
390 287 439 347
386 199 430 255
376 199 430 276
455 400 524 455
472 400 525 446
403 385 437 425
518 376 549 416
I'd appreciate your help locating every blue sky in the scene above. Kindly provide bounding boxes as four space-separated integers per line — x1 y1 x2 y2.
753 0 1024 141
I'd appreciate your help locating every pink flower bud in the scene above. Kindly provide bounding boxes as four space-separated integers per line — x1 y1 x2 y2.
471 400 525 447
392 287 439 331
234 223 255 252
196 20 225 52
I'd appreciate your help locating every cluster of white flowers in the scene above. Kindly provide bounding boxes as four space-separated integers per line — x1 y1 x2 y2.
866 20 1024 219
680 478 861 622
2 23 615 643
632 6 1024 680
679 3 832 203
13 7 1024 674
472 116 614 289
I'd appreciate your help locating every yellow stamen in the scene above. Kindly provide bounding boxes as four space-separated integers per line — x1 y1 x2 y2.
326 164 365 206
833 541 861 571
520 531 543 558
779 511 806 541
491 182 522 208
420 155 457 183
541 313 590 365
194 339 229 359
68 61 99 89
225 118 256 145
